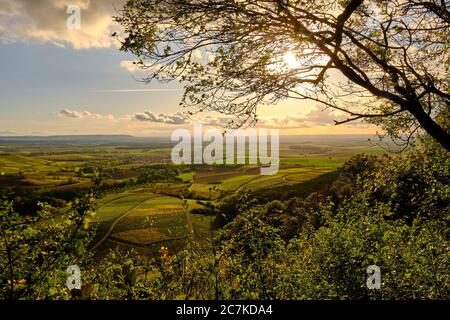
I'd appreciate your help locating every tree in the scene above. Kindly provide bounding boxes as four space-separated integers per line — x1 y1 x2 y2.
116 0 450 150
0 196 96 300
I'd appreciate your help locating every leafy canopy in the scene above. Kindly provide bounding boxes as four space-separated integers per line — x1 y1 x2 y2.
116 0 450 150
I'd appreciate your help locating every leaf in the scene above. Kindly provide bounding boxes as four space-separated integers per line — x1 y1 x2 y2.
49 287 58 296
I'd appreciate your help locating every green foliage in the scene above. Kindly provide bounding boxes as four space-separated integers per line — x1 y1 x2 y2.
139 142 449 300
0 195 96 299
127 200 448 300
278 205 449 299
137 165 181 184
350 140 450 221
0 141 447 300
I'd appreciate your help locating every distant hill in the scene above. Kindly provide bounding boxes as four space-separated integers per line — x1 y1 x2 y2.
0 135 171 144
0 134 381 146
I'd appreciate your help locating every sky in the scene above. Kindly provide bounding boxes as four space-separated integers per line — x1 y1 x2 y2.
0 0 378 137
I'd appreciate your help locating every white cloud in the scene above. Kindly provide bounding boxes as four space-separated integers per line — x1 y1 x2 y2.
58 108 114 120
57 107 366 132
132 107 355 128
258 107 353 129
189 49 216 63
119 59 164 75
59 108 89 118
134 111 190 125
304 107 345 124
0 107 373 136
120 60 140 72
0 0 125 49
192 107 351 129
200 115 233 127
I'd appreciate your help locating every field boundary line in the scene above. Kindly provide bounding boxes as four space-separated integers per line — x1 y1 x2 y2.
91 197 151 251
234 175 263 192
96 194 131 210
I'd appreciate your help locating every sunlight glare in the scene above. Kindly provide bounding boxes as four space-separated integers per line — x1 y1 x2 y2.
283 51 301 69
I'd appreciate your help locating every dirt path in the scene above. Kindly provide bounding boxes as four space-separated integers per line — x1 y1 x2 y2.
91 197 150 251
234 175 263 193
91 171 275 251
282 173 297 182
96 193 132 210
282 170 327 182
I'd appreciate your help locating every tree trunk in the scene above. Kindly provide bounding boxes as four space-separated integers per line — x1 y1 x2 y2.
409 103 450 151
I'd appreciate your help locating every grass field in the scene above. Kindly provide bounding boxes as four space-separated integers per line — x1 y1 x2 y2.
0 154 59 174
1 135 389 257
128 195 185 217
94 191 210 249
95 193 154 223
217 174 261 191
280 157 341 166
91 184 217 256
244 168 334 190
187 165 336 198
177 171 195 182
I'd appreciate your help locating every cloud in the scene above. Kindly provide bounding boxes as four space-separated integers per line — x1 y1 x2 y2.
59 108 90 118
0 130 18 135
0 0 125 49
119 59 165 75
59 108 189 125
0 1 14 15
190 49 216 63
92 88 182 93
258 107 351 129
58 107 365 131
304 107 345 124
1 107 371 136
132 107 354 128
120 60 140 72
58 108 114 120
198 115 232 127
134 111 190 125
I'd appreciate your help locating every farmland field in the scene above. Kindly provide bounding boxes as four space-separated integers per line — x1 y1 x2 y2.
0 135 389 258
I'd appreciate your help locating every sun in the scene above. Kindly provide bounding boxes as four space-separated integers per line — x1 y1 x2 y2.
267 50 303 74
283 51 301 69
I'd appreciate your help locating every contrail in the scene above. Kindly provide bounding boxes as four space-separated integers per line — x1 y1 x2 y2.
92 88 182 93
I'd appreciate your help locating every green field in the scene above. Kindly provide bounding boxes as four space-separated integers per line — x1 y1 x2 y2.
0 154 59 174
93 191 210 251
280 157 341 166
95 193 153 223
177 171 195 182
0 135 389 256
187 165 335 198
